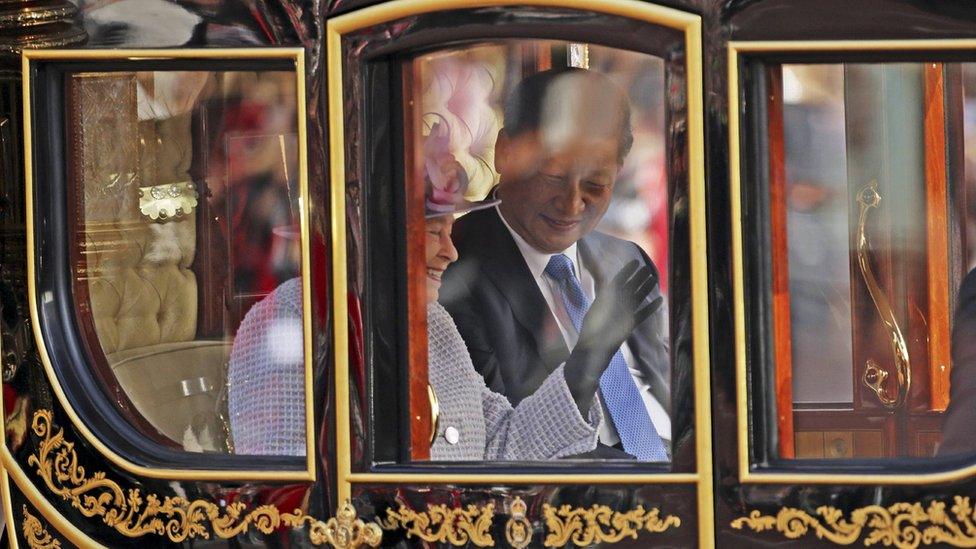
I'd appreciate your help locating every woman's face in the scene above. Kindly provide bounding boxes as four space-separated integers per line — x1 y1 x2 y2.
426 215 458 303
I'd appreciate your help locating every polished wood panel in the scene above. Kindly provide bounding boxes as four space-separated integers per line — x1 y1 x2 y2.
853 430 884 458
766 65 795 458
923 62 952 412
404 59 431 460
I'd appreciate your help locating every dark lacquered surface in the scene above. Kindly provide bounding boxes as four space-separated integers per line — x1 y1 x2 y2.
4 0 330 544
354 483 699 548
716 2 976 547
7 0 976 547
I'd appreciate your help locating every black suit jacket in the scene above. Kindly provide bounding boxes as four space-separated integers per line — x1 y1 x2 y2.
939 268 976 456
439 207 671 415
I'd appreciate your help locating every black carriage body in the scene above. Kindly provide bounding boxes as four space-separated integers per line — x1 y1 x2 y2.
1 0 976 548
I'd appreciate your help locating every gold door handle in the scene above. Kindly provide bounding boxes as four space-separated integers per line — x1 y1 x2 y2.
856 180 911 409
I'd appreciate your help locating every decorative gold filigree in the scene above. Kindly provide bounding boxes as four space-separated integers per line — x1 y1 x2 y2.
505 497 532 549
26 409 381 547
542 502 681 547
380 502 495 546
731 498 976 548
22 505 62 549
313 501 382 548
139 181 199 220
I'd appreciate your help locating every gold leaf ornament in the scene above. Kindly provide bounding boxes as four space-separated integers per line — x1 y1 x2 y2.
313 501 382 548
541 502 681 547
22 505 62 549
138 181 198 220
25 409 381 547
380 502 495 546
731 498 976 548
505 497 533 549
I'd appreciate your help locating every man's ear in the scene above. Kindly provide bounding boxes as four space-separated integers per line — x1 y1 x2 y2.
493 129 511 175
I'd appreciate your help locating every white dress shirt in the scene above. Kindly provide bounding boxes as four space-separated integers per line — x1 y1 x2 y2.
495 207 671 445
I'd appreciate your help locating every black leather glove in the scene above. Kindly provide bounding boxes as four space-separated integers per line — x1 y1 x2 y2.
564 260 663 414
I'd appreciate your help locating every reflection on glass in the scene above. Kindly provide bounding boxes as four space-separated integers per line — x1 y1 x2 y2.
776 63 962 460
410 41 673 462
69 70 304 455
783 65 854 406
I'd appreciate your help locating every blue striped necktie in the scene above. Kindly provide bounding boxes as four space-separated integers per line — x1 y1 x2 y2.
545 253 668 461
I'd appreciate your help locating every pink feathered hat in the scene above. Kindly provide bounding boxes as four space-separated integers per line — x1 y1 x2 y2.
423 121 499 218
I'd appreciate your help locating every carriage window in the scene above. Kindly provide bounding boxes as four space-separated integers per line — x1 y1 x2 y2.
403 40 678 463
764 62 976 460
67 69 306 456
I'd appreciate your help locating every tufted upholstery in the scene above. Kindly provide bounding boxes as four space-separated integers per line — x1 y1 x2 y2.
76 80 230 452
86 220 199 354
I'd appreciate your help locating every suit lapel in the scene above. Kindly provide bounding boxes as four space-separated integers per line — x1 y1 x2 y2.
477 209 569 371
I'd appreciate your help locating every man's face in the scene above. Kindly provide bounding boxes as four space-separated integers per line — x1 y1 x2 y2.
495 130 621 254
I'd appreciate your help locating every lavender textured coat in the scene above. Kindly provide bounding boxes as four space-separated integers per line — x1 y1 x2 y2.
427 301 601 460
228 278 600 459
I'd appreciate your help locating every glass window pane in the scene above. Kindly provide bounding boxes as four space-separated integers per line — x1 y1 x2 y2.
773 62 966 460
405 40 674 462
68 69 305 456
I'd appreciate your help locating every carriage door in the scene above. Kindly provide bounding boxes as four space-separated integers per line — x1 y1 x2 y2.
718 2 976 547
325 0 714 547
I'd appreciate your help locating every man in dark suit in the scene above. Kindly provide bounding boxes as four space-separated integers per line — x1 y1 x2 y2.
439 68 671 461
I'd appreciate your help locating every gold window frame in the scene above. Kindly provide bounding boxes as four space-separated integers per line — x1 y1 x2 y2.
17 48 315 482
729 39 976 484
327 0 713 542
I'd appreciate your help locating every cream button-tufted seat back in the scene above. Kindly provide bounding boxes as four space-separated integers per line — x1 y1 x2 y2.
86 220 199 355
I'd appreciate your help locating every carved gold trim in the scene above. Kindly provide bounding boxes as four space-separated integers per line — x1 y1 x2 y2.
731 498 976 547
542 503 681 547
315 501 383 549
379 498 681 547
23 505 62 549
25 409 381 548
379 502 495 546
505 497 532 549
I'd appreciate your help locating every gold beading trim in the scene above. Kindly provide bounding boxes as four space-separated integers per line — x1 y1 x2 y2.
25 409 380 547
731 498 976 547
542 503 681 547
380 502 495 546
23 505 62 549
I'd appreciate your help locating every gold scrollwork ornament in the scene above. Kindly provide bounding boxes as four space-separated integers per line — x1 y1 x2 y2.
505 497 533 549
313 501 382 548
25 409 381 547
380 502 495 546
542 502 681 547
732 498 976 548
22 505 62 549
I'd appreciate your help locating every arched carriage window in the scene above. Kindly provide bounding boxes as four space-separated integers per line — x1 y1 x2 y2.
329 1 706 484
731 44 976 476
24 50 313 479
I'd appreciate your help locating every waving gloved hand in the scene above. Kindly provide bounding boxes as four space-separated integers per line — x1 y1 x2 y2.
564 260 663 413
